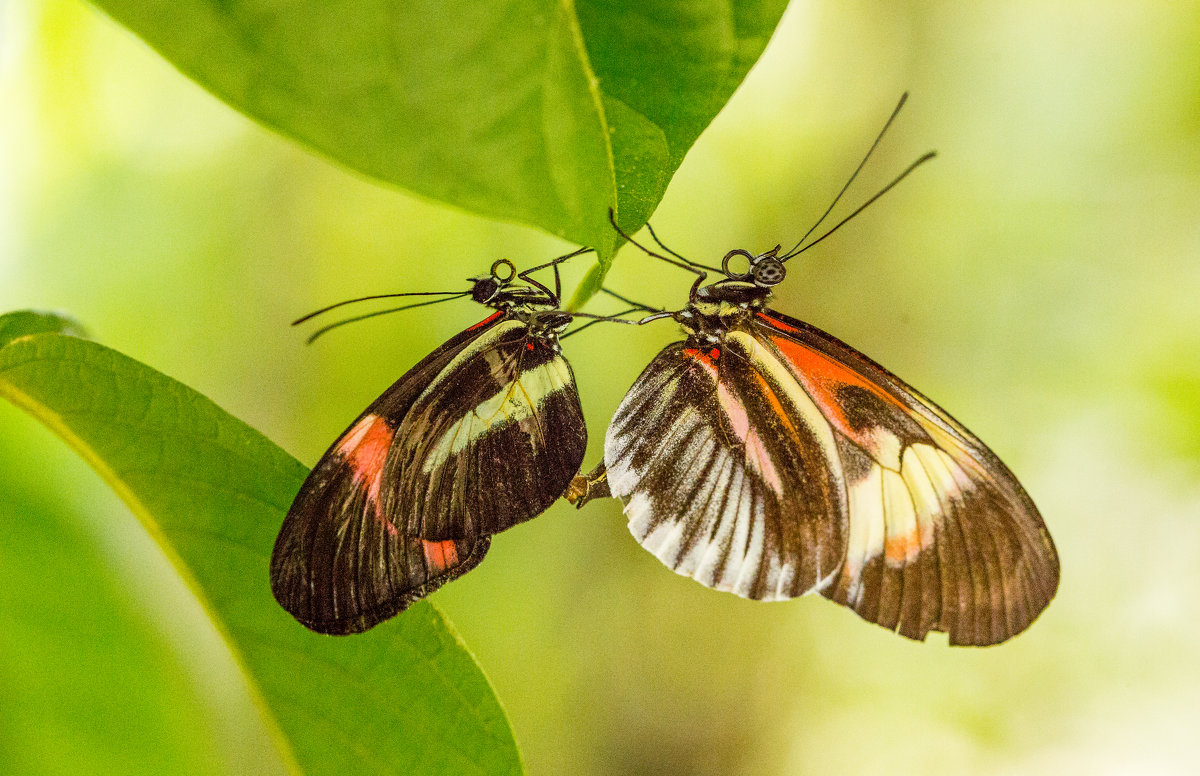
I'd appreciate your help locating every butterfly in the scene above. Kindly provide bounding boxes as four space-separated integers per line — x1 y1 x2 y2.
272 249 600 634
569 103 1059 646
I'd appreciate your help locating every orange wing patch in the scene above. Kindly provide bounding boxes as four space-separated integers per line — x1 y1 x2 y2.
765 333 910 466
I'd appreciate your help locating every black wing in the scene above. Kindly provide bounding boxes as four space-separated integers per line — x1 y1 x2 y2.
752 310 1059 645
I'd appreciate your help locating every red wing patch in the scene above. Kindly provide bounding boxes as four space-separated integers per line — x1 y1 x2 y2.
421 539 460 572
766 333 907 446
336 413 398 534
767 333 902 409
467 310 505 332
682 346 721 366
756 311 803 335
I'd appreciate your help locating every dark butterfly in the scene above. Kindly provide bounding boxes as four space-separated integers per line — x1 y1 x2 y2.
570 102 1059 646
272 250 597 634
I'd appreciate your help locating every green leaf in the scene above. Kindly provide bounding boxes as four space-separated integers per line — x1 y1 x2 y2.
0 415 260 776
0 311 523 776
0 310 86 349
576 0 791 233
88 0 787 287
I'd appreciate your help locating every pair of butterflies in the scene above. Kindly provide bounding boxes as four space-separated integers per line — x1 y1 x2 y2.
270 238 1059 645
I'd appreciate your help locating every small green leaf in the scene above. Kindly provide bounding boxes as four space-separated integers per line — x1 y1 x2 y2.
0 312 523 776
579 0 791 229
0 310 86 349
88 0 787 286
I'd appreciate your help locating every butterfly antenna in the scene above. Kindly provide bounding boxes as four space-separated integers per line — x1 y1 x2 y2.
781 93 910 261
644 222 722 273
292 290 466 326
303 293 471 344
784 150 937 260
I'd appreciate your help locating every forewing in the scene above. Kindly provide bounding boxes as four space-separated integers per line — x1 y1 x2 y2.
270 313 505 634
604 340 846 600
386 320 587 540
754 310 1059 645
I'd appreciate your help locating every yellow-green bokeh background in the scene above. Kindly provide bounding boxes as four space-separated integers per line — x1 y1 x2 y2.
4 1 1200 774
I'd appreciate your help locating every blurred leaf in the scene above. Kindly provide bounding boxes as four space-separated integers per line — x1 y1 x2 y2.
88 0 787 292
0 312 523 776
0 310 86 349
1150 360 1200 462
0 422 235 776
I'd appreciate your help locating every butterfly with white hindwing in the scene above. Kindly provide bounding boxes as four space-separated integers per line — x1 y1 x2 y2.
272 248 608 634
570 98 1059 646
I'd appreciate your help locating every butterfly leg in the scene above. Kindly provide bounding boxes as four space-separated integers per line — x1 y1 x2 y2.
607 209 708 297
517 246 595 306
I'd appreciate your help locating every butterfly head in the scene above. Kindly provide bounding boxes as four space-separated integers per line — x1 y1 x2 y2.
674 247 786 340
687 246 786 306
721 246 787 288
468 259 517 304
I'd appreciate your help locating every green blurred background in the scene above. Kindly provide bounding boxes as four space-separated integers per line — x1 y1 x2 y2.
3 1 1200 774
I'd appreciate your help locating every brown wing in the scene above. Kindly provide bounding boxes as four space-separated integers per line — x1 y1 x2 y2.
753 310 1059 645
271 311 506 634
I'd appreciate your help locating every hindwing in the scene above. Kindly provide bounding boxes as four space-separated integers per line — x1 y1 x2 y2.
604 339 847 600
751 309 1059 645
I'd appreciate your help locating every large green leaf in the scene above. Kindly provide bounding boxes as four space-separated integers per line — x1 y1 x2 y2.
87 0 788 283
0 414 265 776
0 311 522 776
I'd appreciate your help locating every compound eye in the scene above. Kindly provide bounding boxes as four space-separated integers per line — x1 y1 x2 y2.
471 276 502 303
490 259 516 283
752 258 786 286
721 249 754 280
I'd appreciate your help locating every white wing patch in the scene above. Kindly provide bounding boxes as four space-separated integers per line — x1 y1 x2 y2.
847 444 962 560
420 355 572 474
836 440 976 611
841 466 884 604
